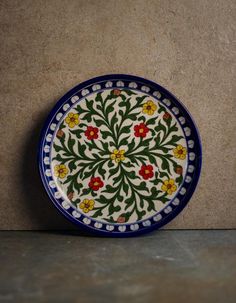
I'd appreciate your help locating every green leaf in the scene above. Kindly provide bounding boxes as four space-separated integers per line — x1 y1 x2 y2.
95 93 103 102
101 130 112 139
128 114 137 121
137 210 146 220
105 100 116 115
151 187 159 197
136 96 148 105
127 138 135 152
96 195 108 204
120 124 132 134
158 104 166 113
119 101 127 107
113 205 121 212
68 160 76 171
152 179 162 185
160 156 171 173
74 182 83 192
117 195 123 202
68 135 75 152
108 204 120 216
147 200 156 212
136 181 149 192
75 105 87 114
140 199 144 208
85 99 94 109
120 94 126 101
83 112 92 122
100 141 109 151
123 89 137 96
93 119 106 127
53 143 63 152
52 154 66 162
125 171 137 179
82 171 91 180
77 142 86 157
155 120 166 133
70 129 84 139
103 216 116 223
146 116 158 125
118 109 124 116
123 182 129 195
176 175 183 185
92 209 103 218
109 165 119 175
142 138 152 147
159 195 169 203
119 136 129 146
96 105 102 111
103 185 118 193
110 113 118 129
108 160 114 168
124 197 133 210
169 123 178 133
166 135 183 146
155 133 161 145
149 154 157 166
138 116 145 122
122 161 135 168
59 122 65 130
91 191 97 197
98 165 106 176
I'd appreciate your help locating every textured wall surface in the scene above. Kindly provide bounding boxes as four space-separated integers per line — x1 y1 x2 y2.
0 0 235 230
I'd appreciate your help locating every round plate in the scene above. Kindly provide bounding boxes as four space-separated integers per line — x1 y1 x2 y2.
38 74 202 236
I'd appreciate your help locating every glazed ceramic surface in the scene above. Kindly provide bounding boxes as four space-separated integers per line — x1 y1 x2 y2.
39 75 201 236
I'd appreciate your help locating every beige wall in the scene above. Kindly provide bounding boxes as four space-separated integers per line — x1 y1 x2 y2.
0 0 235 230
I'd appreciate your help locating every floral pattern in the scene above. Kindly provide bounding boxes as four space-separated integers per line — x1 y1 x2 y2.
54 164 68 179
89 177 104 191
142 100 157 115
79 199 95 213
134 123 149 138
65 113 79 128
110 149 126 163
139 165 154 180
161 179 177 195
173 144 187 160
85 126 99 140
51 89 188 223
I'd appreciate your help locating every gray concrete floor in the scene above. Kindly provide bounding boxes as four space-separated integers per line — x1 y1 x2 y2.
0 231 235 303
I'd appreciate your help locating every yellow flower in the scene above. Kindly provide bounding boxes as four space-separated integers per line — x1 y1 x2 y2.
142 100 157 115
110 149 125 163
54 164 68 179
161 179 177 195
173 144 187 160
65 113 79 128
79 199 95 213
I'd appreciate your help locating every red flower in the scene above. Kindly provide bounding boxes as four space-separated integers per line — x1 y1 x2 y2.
85 126 99 140
139 165 154 180
89 177 104 191
163 112 172 121
134 123 149 138
112 89 121 96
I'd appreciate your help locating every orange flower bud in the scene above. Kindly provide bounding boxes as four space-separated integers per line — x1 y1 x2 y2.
56 129 65 138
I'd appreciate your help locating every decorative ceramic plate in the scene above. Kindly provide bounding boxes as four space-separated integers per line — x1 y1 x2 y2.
39 74 202 236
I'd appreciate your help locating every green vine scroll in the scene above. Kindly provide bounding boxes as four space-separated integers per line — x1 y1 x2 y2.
52 89 187 223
